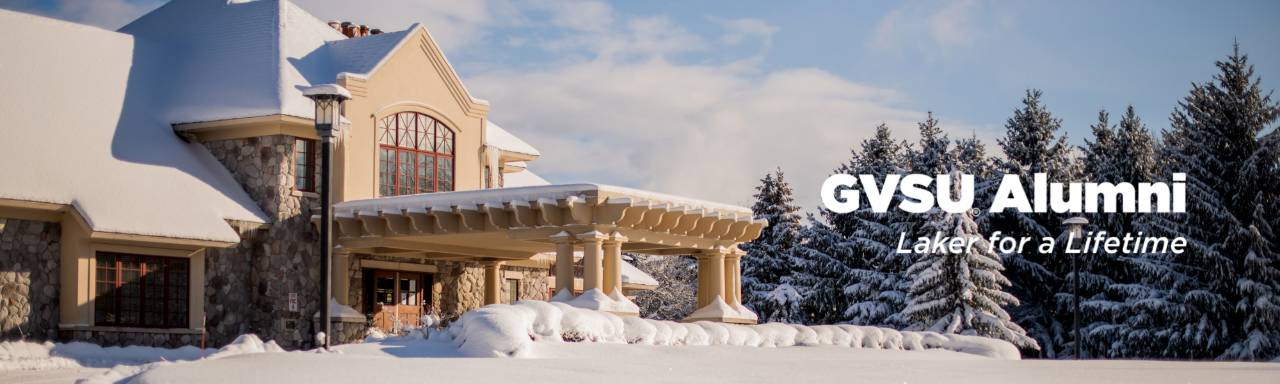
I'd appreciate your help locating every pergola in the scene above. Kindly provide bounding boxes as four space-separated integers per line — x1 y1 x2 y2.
324 184 766 323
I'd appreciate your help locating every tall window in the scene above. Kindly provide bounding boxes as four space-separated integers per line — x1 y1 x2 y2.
294 138 319 192
377 112 455 196
94 252 189 328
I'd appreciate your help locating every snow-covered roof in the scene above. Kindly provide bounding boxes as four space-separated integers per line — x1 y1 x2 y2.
0 9 269 242
335 183 755 219
620 261 659 287
485 121 542 158
117 0 487 125
504 169 551 188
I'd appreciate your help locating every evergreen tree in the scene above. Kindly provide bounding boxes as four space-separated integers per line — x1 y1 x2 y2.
910 112 952 177
985 89 1076 357
741 168 806 323
790 215 856 324
1139 44 1280 359
826 124 914 326
952 135 994 179
903 172 1038 349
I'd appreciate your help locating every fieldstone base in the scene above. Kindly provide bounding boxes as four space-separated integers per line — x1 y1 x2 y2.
60 327 205 348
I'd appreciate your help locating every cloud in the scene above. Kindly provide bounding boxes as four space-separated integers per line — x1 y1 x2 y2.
712 17 778 46
869 0 982 53
470 58 929 209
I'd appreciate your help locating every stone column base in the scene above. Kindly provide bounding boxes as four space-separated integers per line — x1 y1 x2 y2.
682 296 758 324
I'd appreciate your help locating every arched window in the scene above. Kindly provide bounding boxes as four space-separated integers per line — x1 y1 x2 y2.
377 112 455 196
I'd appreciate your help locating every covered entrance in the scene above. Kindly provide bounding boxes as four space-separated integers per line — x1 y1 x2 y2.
325 184 766 323
365 269 430 332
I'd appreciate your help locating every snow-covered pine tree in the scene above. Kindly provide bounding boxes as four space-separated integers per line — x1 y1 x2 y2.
789 214 856 324
951 135 994 180
1138 44 1280 360
1141 44 1280 360
630 254 697 321
910 112 951 177
903 172 1039 349
826 124 914 327
1075 107 1162 358
984 89 1076 357
741 168 806 323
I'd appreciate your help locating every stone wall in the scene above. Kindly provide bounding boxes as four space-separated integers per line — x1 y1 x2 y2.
347 255 550 324
204 135 321 349
0 218 60 341
503 265 550 303
60 328 201 348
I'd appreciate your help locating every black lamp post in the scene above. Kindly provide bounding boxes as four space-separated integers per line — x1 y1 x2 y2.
302 84 350 350
1062 216 1088 359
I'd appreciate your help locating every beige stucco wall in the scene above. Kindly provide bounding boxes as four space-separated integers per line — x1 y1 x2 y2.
336 27 488 203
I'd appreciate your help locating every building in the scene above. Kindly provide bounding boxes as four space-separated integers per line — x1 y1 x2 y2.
0 0 762 349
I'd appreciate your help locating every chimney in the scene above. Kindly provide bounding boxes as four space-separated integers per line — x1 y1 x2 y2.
330 21 381 39
340 21 356 38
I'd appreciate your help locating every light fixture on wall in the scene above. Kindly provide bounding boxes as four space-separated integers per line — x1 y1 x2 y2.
302 83 350 350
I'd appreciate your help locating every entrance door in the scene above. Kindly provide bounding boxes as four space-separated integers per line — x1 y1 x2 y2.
369 270 425 333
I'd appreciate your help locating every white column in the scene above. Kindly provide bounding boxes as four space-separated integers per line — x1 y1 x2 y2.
602 232 627 295
695 248 726 308
550 231 576 299
482 260 503 305
724 251 742 307
579 231 608 292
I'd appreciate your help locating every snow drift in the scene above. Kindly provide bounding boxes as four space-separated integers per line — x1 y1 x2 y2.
447 301 1021 360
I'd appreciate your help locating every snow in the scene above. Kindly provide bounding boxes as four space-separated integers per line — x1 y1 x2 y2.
334 183 755 222
300 84 351 99
0 9 269 242
0 339 210 372
503 169 551 187
620 259 660 287
440 301 1018 360
10 322 1271 384
486 120 542 158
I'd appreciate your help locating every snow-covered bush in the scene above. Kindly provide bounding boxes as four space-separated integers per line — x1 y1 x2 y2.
445 301 1022 360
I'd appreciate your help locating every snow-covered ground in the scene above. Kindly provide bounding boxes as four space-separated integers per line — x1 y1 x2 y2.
2 302 1277 383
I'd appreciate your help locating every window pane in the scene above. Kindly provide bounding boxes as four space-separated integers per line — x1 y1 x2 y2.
375 276 395 305
94 253 188 328
399 278 417 305
438 128 454 154
398 151 414 195
417 154 433 193
379 148 394 196
378 117 394 145
438 158 453 192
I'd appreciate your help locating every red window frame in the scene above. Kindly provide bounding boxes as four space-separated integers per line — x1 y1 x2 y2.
294 138 319 192
94 252 189 328
377 112 455 196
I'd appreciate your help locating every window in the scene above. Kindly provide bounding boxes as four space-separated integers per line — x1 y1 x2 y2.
377 112 455 196
94 252 189 328
505 278 520 304
294 138 319 192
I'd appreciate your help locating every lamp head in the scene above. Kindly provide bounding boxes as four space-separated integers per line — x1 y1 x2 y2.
302 84 352 139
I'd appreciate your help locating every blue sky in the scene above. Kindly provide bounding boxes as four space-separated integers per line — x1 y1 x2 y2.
2 0 1277 208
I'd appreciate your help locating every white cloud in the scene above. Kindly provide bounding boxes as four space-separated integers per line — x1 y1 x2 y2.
869 0 982 53
470 59 928 209
712 17 778 46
